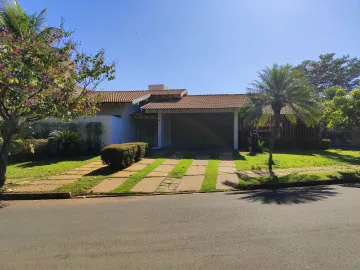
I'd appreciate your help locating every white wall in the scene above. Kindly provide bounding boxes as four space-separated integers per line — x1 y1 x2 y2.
162 114 171 147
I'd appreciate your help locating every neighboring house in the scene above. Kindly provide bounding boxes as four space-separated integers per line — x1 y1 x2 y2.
75 84 317 149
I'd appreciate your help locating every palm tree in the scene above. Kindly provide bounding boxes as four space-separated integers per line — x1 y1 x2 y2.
244 64 319 171
0 0 57 39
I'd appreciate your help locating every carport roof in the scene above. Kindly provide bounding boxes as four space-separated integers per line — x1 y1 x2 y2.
141 94 249 112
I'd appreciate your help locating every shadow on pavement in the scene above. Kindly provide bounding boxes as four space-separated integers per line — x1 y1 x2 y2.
341 183 360 188
226 185 338 205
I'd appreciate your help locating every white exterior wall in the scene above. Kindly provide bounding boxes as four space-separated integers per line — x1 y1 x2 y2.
69 103 139 147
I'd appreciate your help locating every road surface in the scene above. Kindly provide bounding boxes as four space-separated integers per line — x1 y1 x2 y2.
1 184 360 269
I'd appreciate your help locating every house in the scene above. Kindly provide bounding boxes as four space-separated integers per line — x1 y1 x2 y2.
76 84 317 150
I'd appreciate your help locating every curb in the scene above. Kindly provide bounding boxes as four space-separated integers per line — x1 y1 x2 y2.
0 192 72 201
241 178 360 190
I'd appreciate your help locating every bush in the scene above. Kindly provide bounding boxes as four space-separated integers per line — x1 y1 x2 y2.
274 137 331 150
124 142 148 161
319 139 331 150
0 139 50 157
101 142 149 169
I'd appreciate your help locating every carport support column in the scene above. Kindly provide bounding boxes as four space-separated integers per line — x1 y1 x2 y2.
157 113 163 149
233 111 239 150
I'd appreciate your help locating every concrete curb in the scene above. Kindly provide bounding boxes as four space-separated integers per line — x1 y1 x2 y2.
241 178 360 190
0 192 72 201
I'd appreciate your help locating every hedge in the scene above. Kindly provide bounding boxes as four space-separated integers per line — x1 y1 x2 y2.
274 137 331 150
101 142 149 169
0 139 51 157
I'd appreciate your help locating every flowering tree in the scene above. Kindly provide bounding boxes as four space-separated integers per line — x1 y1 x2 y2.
0 25 116 187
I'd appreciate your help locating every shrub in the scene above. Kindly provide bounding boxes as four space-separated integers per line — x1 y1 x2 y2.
319 139 331 150
275 137 331 150
124 142 148 161
0 139 50 157
101 142 149 169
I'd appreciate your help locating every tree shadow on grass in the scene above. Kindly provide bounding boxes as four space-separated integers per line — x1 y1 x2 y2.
84 166 119 177
226 186 338 205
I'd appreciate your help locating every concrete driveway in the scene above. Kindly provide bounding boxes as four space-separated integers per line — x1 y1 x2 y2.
1 184 360 269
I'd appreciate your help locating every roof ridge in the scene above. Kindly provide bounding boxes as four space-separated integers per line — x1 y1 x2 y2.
186 93 247 97
97 89 186 92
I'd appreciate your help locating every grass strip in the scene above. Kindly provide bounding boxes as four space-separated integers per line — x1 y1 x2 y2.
56 166 119 194
111 158 166 193
167 156 194 178
201 159 219 191
238 169 360 189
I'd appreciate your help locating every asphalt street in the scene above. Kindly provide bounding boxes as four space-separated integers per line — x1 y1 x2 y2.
1 184 360 269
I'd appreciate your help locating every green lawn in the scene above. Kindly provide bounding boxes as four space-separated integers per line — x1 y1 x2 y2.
238 169 360 189
201 159 219 191
167 154 195 178
234 149 360 171
7 156 100 180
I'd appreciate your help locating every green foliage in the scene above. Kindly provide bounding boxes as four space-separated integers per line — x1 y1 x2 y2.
257 140 265 153
123 142 149 161
201 159 219 191
48 130 81 144
296 53 360 94
101 142 149 169
321 88 360 130
0 138 49 157
274 137 330 150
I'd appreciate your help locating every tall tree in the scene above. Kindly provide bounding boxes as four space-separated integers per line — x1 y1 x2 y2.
321 88 360 131
0 18 116 187
244 64 319 170
296 53 360 95
0 0 57 39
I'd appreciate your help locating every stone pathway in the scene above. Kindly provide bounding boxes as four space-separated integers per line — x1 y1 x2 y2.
216 152 238 190
238 165 360 179
12 161 105 192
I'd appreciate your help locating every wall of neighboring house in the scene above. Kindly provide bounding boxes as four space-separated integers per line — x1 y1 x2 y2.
66 102 139 147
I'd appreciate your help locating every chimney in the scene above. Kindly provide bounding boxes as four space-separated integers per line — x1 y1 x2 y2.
148 84 168 90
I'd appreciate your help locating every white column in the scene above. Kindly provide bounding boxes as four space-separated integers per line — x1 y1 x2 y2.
157 113 163 149
233 111 239 150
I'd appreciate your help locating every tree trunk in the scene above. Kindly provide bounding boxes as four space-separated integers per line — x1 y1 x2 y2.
268 112 281 173
0 135 11 187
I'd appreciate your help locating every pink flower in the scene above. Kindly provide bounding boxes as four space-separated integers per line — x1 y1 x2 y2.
42 75 51 83
26 99 34 105
12 48 20 54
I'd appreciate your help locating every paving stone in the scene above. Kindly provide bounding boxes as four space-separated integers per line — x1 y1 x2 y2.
62 170 87 175
147 171 168 177
177 175 204 191
216 174 239 190
29 180 54 185
192 160 209 166
185 165 207 176
112 171 135 178
153 164 176 173
124 163 147 172
73 167 99 172
48 174 80 180
162 159 180 165
12 184 61 192
90 178 127 193
131 177 165 193
156 178 181 192
218 166 237 175
218 160 235 167
54 179 78 185
138 159 155 165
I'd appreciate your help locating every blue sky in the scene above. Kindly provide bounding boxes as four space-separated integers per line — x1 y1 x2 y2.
22 0 360 94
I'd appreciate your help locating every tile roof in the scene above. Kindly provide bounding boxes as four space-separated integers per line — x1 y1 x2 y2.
141 94 249 111
98 89 187 103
